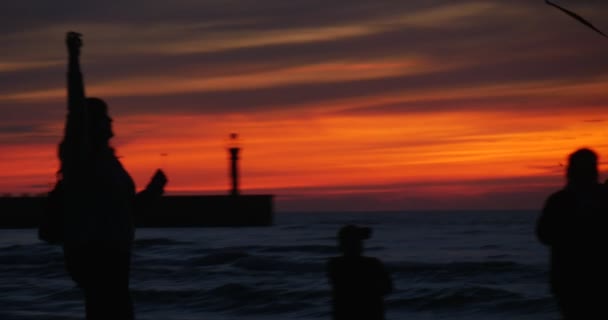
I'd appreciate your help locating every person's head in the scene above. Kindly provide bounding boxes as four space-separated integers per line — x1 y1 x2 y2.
338 225 372 257
86 97 113 145
566 148 598 187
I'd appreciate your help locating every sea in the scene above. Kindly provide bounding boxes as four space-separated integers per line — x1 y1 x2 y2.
0 211 559 320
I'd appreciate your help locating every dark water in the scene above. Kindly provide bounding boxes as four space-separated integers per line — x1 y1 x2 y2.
0 211 559 319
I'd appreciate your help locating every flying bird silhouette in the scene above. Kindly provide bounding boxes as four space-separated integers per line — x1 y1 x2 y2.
546 0 608 39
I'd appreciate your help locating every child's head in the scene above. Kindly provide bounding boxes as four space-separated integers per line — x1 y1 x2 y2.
338 225 372 256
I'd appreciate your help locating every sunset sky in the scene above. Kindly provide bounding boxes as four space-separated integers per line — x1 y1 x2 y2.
1 0 608 211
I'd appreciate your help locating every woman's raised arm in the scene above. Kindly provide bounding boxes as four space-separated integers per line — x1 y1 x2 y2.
60 32 88 179
64 32 86 137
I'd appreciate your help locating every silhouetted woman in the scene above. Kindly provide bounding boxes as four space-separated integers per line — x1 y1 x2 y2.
60 32 166 320
537 148 608 319
327 225 393 320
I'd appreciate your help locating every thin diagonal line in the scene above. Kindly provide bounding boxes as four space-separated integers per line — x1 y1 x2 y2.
546 0 608 39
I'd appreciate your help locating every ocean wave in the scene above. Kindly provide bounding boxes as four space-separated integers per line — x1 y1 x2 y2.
279 225 308 230
388 261 543 280
190 245 263 255
132 287 202 305
199 283 320 314
259 245 337 255
188 251 250 266
0 311 81 320
388 285 523 311
132 283 322 315
492 296 556 314
233 256 325 273
134 238 192 247
0 247 63 266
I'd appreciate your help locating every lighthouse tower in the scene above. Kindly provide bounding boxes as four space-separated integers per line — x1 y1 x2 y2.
228 133 240 196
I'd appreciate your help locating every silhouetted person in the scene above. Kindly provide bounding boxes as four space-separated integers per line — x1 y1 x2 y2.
537 148 608 319
327 225 392 320
60 31 167 320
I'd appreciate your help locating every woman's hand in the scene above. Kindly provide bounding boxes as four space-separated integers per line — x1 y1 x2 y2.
142 169 168 197
66 31 82 57
150 169 168 190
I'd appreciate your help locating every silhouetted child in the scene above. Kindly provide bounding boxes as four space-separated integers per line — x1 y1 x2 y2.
327 225 392 320
537 148 608 319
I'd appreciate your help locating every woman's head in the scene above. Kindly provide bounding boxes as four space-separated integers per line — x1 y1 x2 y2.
86 97 113 144
566 148 598 187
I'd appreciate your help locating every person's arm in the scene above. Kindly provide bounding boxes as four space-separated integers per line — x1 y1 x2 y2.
536 193 559 246
376 259 393 295
61 32 87 179
134 169 168 216
136 169 168 199
64 32 86 140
